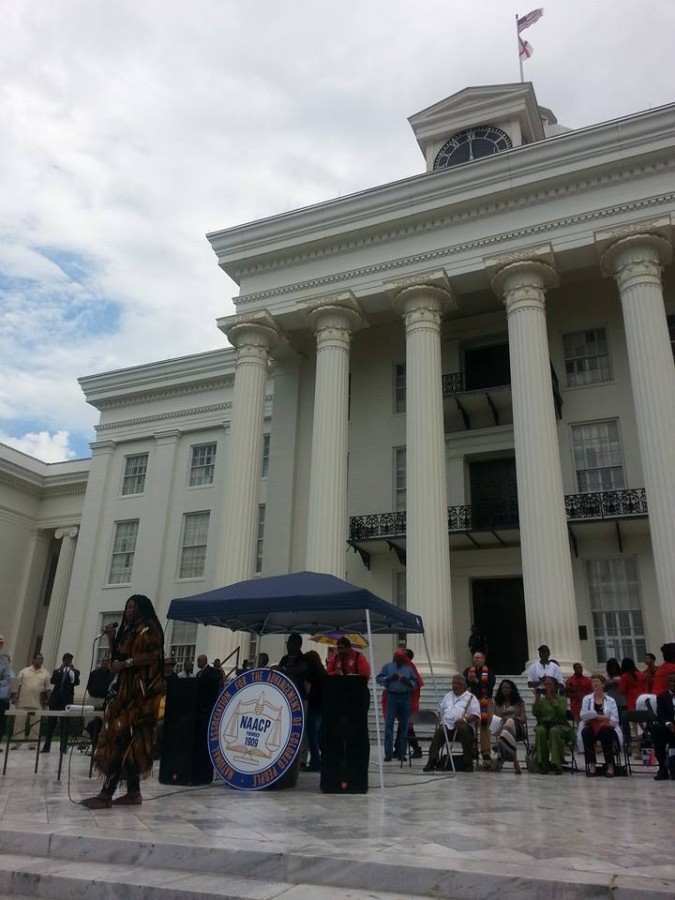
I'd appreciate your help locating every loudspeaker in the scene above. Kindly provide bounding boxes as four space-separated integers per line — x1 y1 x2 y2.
320 675 369 794
159 677 215 785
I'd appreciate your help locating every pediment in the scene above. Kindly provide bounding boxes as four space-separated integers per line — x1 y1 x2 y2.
409 82 548 163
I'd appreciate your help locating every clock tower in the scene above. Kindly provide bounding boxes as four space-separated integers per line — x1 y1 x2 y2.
408 82 567 172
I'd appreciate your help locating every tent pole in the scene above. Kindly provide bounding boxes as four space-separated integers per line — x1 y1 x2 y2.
365 610 384 791
421 631 455 777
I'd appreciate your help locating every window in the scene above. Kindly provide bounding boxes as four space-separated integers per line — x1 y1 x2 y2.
668 314 675 359
394 363 406 414
189 443 217 486
179 512 210 579
256 504 266 574
587 558 645 664
168 620 198 669
572 421 624 492
261 434 270 478
107 520 139 584
95 612 123 666
122 453 148 495
393 447 406 512
563 328 611 387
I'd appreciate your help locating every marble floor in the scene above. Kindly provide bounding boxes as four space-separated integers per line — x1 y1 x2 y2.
0 745 674 899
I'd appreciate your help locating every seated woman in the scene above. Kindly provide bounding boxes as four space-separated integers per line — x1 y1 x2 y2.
493 679 527 774
579 673 621 777
533 675 571 775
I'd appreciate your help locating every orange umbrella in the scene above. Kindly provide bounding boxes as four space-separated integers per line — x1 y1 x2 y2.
310 631 369 648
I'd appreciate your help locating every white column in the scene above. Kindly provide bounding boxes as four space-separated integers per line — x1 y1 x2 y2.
146 430 181 601
492 258 581 671
41 527 79 670
305 296 363 576
60 440 116 668
601 232 675 638
394 278 456 674
208 314 280 664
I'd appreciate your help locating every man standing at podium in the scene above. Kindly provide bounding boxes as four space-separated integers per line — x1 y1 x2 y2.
326 637 370 678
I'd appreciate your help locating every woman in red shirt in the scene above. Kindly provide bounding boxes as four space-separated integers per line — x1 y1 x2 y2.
619 657 645 755
619 657 645 711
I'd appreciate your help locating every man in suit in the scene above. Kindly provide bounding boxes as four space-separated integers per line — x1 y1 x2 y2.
653 671 675 781
41 653 80 754
195 655 220 690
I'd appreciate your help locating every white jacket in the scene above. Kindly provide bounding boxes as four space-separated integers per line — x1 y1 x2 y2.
577 693 622 751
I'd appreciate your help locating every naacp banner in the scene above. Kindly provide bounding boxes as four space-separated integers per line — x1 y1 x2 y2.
208 668 304 790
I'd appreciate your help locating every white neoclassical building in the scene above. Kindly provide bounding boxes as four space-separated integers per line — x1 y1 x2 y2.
2 82 675 678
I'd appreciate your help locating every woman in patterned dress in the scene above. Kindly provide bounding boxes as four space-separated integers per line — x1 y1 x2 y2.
81 595 164 809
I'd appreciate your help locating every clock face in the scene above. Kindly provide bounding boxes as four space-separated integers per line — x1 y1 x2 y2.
433 125 513 170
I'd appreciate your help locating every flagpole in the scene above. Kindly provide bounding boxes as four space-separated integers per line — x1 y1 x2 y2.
516 13 524 82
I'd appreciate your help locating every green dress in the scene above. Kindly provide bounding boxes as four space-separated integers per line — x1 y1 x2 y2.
533 695 571 772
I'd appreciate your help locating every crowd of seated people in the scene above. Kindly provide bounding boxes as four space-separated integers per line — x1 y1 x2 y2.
419 642 675 781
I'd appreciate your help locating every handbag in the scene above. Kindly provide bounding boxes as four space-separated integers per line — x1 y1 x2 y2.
586 715 611 737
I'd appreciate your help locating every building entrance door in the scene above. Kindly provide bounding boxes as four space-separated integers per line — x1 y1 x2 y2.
472 578 528 674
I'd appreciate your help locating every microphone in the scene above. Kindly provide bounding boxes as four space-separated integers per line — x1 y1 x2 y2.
96 621 119 638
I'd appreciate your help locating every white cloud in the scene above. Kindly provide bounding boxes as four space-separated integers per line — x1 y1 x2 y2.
0 430 75 463
0 245 69 283
0 0 674 455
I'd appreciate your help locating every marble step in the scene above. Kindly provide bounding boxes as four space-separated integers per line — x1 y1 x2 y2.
1 828 673 900
0 855 428 900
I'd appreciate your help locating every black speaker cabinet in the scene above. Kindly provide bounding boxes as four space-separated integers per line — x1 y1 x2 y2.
320 675 369 794
159 676 216 785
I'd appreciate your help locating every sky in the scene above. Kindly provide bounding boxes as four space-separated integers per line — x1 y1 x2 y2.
1 0 674 462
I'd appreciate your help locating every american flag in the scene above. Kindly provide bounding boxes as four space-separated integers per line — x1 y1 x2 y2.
519 37 533 59
517 8 544 33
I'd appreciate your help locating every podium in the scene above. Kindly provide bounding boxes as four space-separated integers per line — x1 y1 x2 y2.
320 675 370 794
159 676 218 785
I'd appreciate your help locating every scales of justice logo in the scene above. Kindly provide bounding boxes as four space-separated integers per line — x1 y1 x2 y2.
208 667 304 790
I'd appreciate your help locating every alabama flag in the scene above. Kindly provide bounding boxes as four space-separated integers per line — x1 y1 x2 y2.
519 37 533 59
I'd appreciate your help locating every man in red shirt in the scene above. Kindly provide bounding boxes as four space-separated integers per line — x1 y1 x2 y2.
326 637 371 678
565 663 593 724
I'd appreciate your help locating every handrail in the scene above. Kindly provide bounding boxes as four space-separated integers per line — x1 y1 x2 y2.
349 489 648 540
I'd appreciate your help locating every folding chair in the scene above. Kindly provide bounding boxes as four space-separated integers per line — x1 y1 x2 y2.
493 719 530 772
403 709 438 767
576 725 628 776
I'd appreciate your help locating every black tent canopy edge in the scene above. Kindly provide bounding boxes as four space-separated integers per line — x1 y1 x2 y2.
166 571 424 636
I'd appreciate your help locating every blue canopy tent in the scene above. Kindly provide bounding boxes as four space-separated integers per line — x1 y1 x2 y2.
166 571 424 635
166 571 448 788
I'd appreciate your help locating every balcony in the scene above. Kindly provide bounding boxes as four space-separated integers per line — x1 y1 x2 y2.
348 488 648 565
565 488 647 521
441 363 562 432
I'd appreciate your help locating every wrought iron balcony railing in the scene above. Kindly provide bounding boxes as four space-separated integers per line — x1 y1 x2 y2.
442 372 469 395
349 488 647 542
565 488 647 521
442 364 562 419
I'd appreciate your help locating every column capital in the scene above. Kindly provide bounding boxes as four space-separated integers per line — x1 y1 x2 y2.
389 271 456 318
490 258 557 316
218 311 283 361
89 439 116 455
303 293 365 352
599 231 672 281
54 526 79 541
